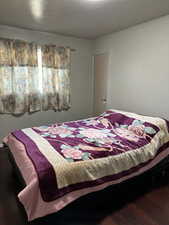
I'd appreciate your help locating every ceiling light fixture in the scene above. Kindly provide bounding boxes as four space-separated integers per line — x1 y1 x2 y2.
30 0 45 21
87 0 105 1
84 0 108 4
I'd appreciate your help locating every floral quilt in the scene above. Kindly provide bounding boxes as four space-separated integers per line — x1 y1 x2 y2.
11 109 169 202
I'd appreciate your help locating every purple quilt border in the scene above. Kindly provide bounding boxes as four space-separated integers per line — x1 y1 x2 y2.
12 130 169 202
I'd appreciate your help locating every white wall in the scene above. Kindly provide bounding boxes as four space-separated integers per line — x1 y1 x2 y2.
0 25 93 141
94 15 169 120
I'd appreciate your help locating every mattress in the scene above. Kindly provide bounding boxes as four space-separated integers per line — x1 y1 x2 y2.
4 109 169 221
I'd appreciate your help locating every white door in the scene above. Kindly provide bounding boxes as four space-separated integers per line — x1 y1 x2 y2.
94 53 109 116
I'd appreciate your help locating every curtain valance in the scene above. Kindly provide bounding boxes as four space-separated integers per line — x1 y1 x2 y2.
0 38 38 66
42 45 71 69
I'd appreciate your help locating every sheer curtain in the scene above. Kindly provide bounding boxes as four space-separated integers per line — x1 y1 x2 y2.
0 39 40 114
41 45 71 111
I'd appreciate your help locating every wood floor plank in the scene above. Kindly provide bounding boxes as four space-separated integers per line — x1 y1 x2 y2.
111 203 158 225
136 194 169 225
99 216 118 225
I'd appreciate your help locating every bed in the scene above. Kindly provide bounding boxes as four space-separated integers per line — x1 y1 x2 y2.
4 109 169 221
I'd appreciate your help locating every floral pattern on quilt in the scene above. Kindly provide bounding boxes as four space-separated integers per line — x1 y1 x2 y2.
113 119 156 142
33 111 158 162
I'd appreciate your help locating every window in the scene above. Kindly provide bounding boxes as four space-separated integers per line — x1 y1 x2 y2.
0 38 71 115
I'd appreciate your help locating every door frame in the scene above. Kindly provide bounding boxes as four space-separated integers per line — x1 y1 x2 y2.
92 52 110 116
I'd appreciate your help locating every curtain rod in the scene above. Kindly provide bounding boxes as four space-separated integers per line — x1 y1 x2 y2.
70 48 76 52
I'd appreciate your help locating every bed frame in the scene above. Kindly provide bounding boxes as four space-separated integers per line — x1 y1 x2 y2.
6 145 26 188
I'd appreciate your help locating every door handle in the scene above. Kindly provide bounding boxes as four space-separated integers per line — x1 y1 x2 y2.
101 98 107 103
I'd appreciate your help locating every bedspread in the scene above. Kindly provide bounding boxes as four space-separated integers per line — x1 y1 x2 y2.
4 109 169 220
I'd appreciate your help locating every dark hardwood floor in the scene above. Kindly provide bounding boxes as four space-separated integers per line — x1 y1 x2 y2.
1 147 169 225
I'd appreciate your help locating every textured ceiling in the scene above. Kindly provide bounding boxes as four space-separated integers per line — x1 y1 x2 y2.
0 0 169 39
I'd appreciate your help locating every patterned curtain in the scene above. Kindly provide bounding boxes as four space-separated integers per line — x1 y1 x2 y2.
0 39 71 115
41 45 71 111
0 39 40 115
